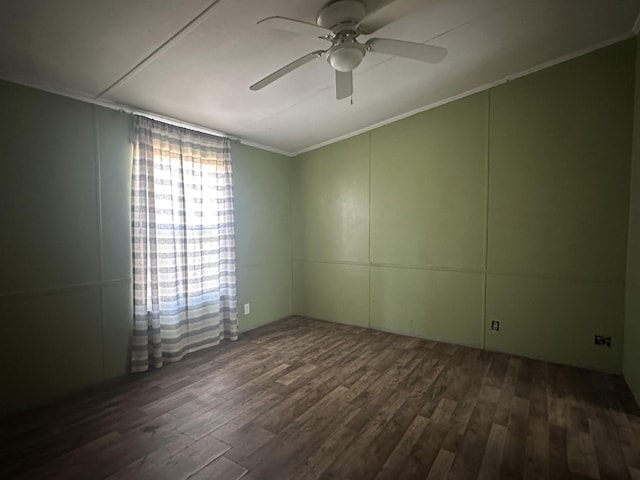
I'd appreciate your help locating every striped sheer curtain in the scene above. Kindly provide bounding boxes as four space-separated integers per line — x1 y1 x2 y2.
131 116 237 373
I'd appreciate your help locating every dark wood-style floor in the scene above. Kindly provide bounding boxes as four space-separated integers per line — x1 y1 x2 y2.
1 316 640 480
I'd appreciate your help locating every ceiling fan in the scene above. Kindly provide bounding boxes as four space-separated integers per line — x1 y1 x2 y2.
250 0 447 100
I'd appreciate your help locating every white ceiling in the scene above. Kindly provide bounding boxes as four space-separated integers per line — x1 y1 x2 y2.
1 0 639 155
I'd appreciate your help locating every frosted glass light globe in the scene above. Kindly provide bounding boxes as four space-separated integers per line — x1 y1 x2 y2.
328 44 364 72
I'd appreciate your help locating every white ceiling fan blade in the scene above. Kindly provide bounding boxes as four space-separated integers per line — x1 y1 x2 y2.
366 38 447 63
358 0 426 34
257 16 330 37
250 50 324 91
335 70 353 100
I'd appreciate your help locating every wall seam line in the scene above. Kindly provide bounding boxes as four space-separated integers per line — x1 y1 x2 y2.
0 277 132 300
93 107 106 380
290 155 295 317
483 90 492 351
368 131 373 329
289 259 624 284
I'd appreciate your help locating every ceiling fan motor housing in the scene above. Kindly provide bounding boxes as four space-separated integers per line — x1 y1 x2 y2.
317 0 366 32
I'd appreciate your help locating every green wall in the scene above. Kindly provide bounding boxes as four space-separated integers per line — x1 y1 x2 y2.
232 143 293 332
293 39 635 373
0 81 133 415
625 34 640 403
487 41 633 372
292 135 371 327
0 81 293 415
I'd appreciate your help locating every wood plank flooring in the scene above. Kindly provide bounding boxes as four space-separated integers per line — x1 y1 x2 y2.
1 316 639 479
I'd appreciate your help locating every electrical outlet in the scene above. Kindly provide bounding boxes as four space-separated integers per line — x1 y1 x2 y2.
594 335 611 347
491 320 500 331
244 303 250 315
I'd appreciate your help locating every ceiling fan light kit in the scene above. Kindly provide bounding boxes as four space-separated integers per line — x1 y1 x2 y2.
251 0 447 100
327 37 366 72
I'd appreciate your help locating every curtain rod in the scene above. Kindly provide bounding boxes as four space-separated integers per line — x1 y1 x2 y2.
122 107 240 143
